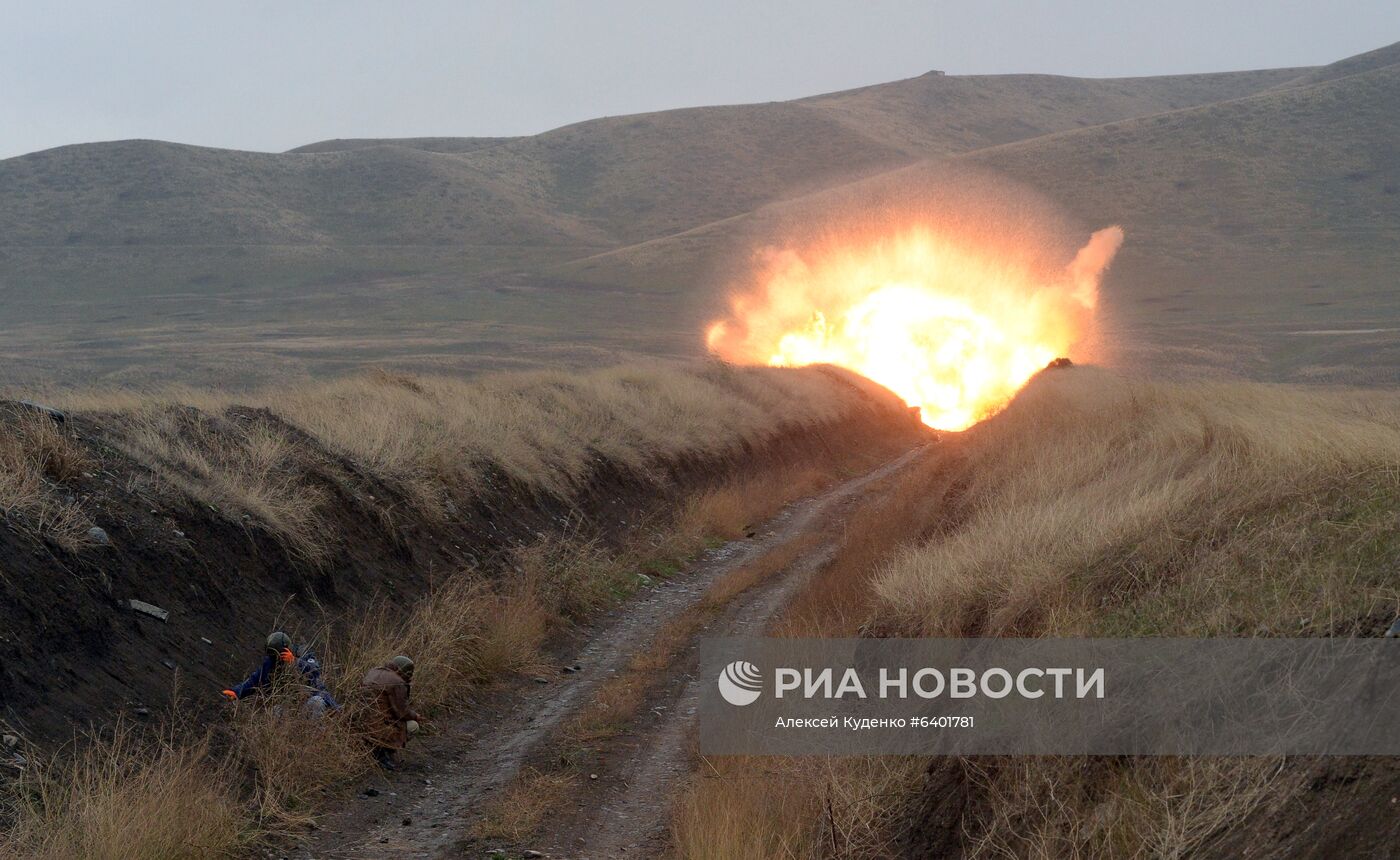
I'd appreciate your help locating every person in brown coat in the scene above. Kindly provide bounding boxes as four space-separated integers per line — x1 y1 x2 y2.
362 655 421 769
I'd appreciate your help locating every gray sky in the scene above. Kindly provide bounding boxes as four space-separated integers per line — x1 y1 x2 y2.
3 0 1398 160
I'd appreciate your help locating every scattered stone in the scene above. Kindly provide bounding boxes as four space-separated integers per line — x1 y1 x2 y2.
362 787 380 798
134 707 151 718
126 599 169 622
87 526 111 546
201 637 213 645
589 772 598 780
1 734 18 749
1386 617 1400 638
160 658 177 671
533 676 549 684
173 530 185 538
523 852 544 859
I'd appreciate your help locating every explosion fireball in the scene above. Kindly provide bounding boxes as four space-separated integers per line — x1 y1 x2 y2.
706 224 1124 430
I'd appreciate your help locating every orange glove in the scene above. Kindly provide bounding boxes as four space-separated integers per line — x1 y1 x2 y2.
221 689 237 702
278 648 295 664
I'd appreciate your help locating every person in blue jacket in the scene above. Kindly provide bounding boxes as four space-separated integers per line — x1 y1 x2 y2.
221 631 339 715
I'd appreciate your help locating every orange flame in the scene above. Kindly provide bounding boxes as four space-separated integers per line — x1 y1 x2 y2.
707 224 1123 430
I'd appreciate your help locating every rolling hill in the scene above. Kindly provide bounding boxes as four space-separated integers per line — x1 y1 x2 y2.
1 44 1395 388
2 66 1302 253
556 45 1400 385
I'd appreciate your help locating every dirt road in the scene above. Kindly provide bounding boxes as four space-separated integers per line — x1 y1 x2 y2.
300 445 931 859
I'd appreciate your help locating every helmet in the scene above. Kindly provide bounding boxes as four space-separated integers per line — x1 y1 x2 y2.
266 631 292 655
390 655 415 680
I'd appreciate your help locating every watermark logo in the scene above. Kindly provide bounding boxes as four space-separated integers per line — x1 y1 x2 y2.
717 660 763 706
700 638 1400 756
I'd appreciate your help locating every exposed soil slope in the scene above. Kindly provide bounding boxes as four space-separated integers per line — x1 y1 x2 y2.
0 366 921 743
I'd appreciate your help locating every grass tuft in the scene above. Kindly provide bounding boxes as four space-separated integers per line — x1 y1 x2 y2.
0 723 248 860
0 412 94 550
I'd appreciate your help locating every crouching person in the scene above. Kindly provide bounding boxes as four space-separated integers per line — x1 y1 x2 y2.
222 631 339 716
362 655 421 770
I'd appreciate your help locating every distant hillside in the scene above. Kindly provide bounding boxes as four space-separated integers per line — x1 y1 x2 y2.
796 67 1304 155
289 136 520 154
0 138 607 248
965 60 1400 381
558 46 1400 384
1 66 1302 255
1276 40 1400 88
5 43 1399 388
565 56 1400 283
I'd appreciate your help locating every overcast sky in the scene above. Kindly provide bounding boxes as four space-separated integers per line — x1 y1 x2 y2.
3 0 1398 160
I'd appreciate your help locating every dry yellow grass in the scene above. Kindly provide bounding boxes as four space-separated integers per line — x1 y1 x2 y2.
236 573 553 829
673 758 820 860
229 691 371 833
0 411 94 550
853 369 1400 857
261 363 884 500
104 406 330 563
471 769 578 843
673 368 1400 858
873 368 1400 637
1 368 892 858
42 362 895 560
0 723 249 860
673 756 923 860
510 536 635 622
864 370 1400 856
328 575 550 713
564 536 815 743
669 458 942 860
672 465 833 544
481 527 830 842
59 362 885 496
774 453 953 638
0 572 552 855
0 546 582 857
958 756 1281 860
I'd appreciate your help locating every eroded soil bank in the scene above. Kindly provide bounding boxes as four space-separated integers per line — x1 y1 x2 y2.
0 377 925 743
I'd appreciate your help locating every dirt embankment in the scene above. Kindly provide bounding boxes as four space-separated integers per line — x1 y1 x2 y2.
885 369 1400 859
0 389 924 744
